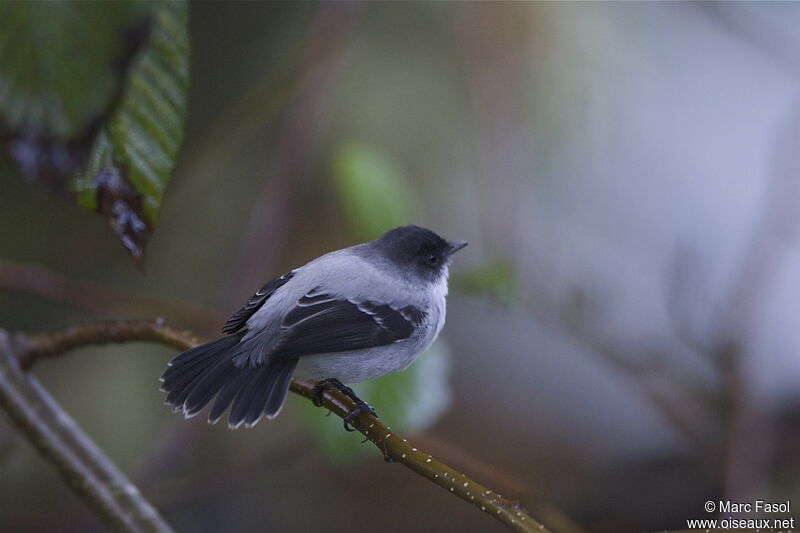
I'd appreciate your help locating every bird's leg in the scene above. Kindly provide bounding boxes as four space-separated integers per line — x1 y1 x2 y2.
311 378 378 431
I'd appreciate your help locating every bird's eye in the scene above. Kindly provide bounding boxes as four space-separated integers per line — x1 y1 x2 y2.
427 254 438 265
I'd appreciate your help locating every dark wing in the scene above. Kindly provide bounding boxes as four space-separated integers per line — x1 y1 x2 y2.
221 271 294 334
269 292 426 359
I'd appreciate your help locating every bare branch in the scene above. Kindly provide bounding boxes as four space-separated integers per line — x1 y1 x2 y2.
714 99 800 505
0 331 173 533
18 319 200 370
0 259 221 333
13 319 553 533
664 244 715 353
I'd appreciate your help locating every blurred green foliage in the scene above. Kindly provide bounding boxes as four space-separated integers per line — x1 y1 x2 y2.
324 141 516 460
453 259 518 305
314 142 452 461
302 341 452 462
333 142 415 240
0 2 148 139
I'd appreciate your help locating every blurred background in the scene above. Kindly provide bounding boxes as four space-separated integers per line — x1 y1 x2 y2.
2 2 800 532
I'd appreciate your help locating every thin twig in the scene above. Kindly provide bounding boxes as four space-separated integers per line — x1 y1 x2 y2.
291 379 542 533
713 99 800 506
18 319 200 370
0 331 173 533
413 432 586 533
0 258 221 333
15 319 551 533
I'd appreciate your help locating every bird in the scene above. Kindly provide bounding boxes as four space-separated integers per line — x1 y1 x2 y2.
160 225 467 430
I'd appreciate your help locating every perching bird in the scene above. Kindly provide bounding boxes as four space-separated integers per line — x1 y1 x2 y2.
160 225 467 429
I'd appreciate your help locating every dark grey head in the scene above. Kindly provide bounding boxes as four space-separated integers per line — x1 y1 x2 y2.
371 225 467 282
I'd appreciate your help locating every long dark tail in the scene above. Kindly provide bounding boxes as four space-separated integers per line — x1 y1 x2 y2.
160 333 298 428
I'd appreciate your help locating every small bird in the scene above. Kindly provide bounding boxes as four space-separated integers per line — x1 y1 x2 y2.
160 225 467 429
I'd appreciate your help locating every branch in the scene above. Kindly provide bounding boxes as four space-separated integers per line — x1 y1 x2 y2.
15 319 551 533
0 330 173 532
18 319 200 370
291 379 542 532
0 258 221 333
713 98 800 504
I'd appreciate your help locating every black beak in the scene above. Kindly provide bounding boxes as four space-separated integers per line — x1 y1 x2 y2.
447 241 468 255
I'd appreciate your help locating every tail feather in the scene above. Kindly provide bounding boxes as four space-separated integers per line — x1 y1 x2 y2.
208 370 251 424
161 348 217 390
160 333 297 427
242 365 277 427
264 360 296 419
165 366 213 407
161 349 215 382
161 334 240 384
234 359 297 427
229 367 268 428
162 334 242 406
164 341 218 370
183 356 238 416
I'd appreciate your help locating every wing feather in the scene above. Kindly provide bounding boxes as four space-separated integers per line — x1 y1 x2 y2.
221 271 294 334
269 293 425 359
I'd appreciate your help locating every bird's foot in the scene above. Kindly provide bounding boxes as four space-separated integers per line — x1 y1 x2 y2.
342 403 377 432
312 378 378 431
381 439 396 463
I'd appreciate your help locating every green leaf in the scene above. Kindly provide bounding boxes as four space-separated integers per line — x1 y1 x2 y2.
0 2 149 140
303 340 452 463
0 1 189 265
74 2 188 262
332 142 415 240
73 2 189 263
